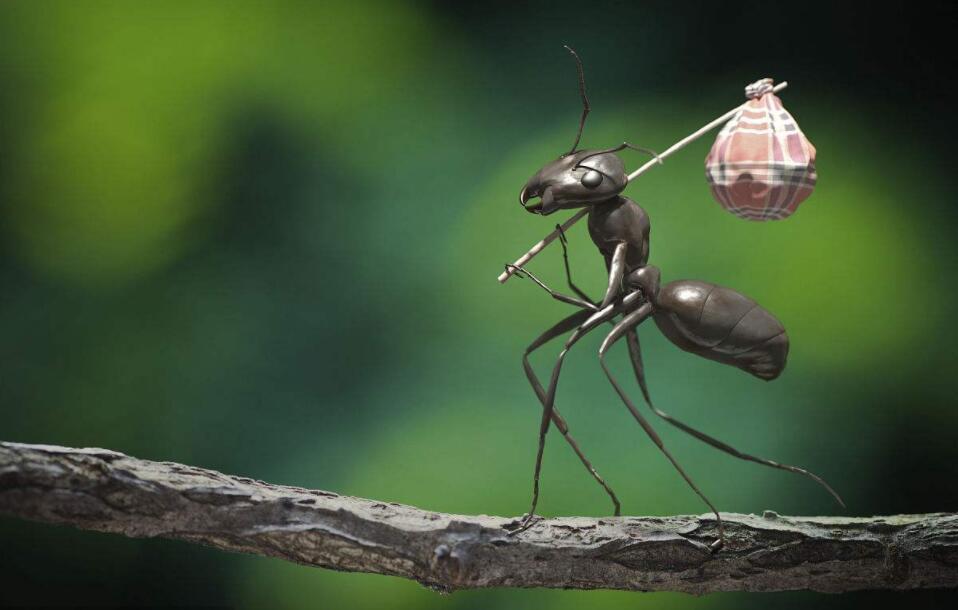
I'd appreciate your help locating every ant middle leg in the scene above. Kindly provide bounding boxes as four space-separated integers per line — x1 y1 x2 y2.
623 329 845 508
522 309 621 517
597 305 726 552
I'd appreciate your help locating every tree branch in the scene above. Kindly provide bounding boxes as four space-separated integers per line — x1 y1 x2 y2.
1 442 956 594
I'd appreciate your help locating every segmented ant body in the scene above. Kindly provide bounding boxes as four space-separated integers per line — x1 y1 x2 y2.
506 48 843 550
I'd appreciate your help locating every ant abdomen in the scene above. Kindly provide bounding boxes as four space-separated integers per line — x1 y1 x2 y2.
652 280 789 380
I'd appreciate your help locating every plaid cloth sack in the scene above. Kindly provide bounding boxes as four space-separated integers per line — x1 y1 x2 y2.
705 78 817 221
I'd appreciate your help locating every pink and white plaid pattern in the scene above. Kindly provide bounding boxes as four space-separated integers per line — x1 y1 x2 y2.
705 92 817 221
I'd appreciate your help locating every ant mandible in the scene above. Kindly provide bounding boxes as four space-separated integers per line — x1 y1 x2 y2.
505 47 844 551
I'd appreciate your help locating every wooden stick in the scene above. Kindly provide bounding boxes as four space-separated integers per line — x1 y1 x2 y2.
497 81 788 283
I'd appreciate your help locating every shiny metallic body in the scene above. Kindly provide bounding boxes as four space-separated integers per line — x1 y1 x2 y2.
506 48 842 549
653 280 789 381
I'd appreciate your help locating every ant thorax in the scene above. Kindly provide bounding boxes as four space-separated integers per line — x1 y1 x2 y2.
586 195 650 270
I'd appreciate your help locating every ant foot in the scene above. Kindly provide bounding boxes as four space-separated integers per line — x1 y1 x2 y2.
505 263 529 279
506 513 543 536
505 264 551 291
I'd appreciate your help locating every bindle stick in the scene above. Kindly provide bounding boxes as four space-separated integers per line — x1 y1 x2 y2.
497 81 788 283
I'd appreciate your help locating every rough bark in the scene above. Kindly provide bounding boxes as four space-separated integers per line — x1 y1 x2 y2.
1 441 956 594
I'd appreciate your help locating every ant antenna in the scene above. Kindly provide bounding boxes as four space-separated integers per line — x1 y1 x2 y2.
576 142 663 166
563 45 590 156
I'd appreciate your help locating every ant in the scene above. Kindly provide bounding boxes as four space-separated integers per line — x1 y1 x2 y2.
505 47 844 551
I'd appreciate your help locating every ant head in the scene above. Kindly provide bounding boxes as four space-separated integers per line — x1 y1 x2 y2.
519 148 628 215
518 46 626 215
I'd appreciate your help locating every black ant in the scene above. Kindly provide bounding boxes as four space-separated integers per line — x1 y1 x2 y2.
505 47 844 551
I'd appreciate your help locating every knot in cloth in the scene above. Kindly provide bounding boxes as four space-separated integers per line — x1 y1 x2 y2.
745 78 775 99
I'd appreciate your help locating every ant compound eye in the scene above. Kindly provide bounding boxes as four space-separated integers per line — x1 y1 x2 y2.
581 169 603 189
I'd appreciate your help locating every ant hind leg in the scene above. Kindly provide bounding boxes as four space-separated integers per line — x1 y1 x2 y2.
623 329 845 508
598 306 726 552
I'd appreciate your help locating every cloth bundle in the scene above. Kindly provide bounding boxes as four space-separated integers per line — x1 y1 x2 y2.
705 78 817 221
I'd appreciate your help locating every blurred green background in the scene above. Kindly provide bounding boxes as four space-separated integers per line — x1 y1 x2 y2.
1 1 956 608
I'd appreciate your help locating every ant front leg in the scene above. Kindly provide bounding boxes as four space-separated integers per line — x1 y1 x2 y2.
555 223 596 306
504 264 596 310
